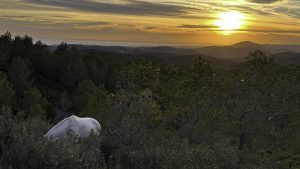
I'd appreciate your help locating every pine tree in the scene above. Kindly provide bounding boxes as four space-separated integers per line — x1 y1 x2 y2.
21 87 48 119
73 80 110 120
8 57 32 97
0 72 15 108
0 31 12 71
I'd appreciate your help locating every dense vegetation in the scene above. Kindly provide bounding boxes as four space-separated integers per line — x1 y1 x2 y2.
0 31 299 169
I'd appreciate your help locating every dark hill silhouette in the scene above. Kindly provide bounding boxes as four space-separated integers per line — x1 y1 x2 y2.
274 52 300 65
264 44 300 54
194 41 266 62
232 41 262 48
48 41 300 67
80 47 236 67
162 54 238 67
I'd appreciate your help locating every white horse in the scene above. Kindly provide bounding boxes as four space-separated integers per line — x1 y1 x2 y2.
44 115 101 140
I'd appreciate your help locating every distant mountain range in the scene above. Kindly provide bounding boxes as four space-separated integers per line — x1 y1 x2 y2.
49 41 300 67
274 52 300 65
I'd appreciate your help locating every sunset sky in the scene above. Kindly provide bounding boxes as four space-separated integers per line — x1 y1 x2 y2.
1 0 300 45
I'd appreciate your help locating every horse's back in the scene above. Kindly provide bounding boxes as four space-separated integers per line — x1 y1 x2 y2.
45 115 101 140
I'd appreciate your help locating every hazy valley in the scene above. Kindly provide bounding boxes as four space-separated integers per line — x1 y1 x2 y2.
51 41 300 67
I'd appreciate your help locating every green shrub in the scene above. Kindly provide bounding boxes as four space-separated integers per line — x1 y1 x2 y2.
0 112 106 169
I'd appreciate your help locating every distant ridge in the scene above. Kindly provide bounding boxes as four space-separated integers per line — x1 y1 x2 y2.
194 41 266 62
48 41 300 67
274 52 300 65
232 41 262 49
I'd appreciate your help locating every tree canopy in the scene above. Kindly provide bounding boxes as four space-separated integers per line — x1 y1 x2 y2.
0 32 299 169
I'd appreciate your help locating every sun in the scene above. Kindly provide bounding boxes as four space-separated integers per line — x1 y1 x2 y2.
215 11 245 35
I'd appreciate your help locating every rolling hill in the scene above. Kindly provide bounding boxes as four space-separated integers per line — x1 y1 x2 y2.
49 41 300 67
274 52 300 65
193 41 266 62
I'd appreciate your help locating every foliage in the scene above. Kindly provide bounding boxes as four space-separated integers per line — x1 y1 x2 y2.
8 57 32 97
0 72 15 108
73 80 111 122
0 108 106 169
21 87 49 119
0 32 299 169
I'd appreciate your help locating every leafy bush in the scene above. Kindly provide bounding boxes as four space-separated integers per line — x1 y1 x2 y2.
0 108 106 169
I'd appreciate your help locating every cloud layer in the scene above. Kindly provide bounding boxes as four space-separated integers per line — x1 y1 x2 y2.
246 0 285 3
178 24 218 29
1 0 300 45
22 0 191 16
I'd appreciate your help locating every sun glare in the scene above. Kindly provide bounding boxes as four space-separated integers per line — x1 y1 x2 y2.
215 11 245 35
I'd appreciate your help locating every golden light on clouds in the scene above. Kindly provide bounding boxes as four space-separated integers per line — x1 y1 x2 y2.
215 11 246 35
1 0 300 45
